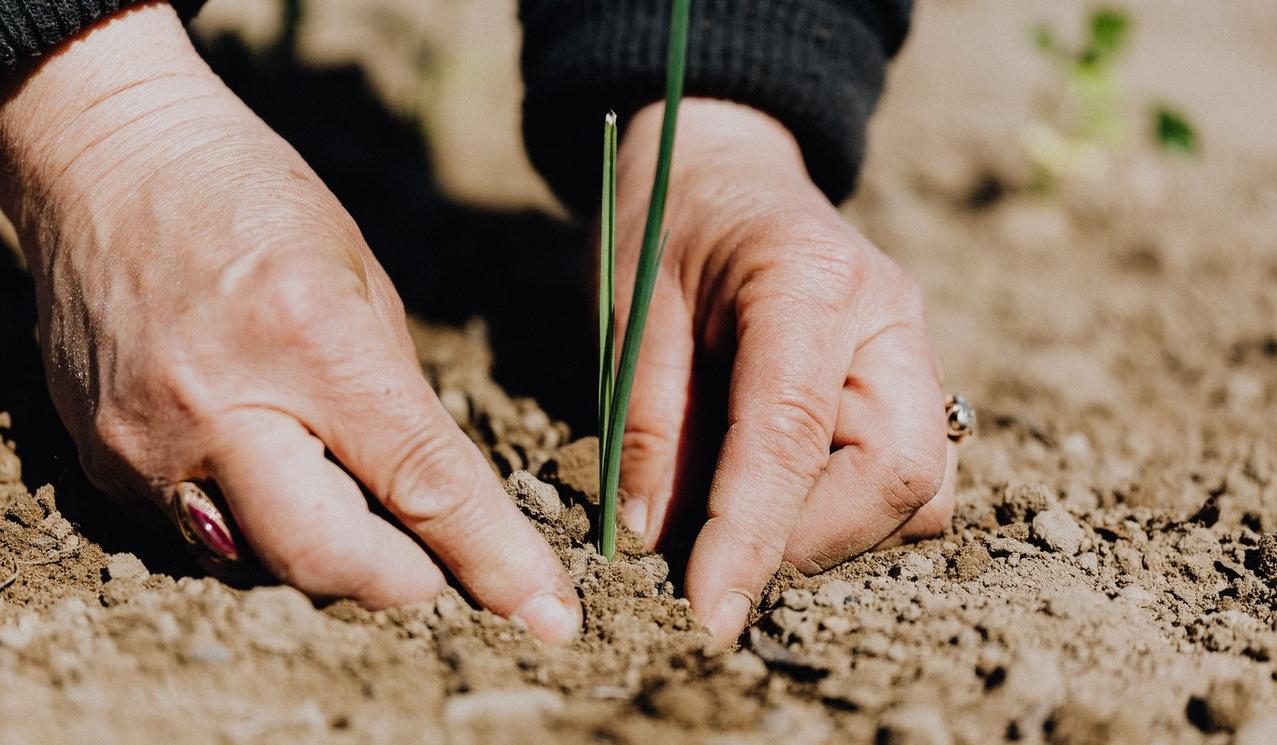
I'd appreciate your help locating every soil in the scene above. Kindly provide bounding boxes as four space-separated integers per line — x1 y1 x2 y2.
4 0 1277 743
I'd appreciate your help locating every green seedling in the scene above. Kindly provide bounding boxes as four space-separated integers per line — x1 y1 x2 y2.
596 0 690 560
1026 7 1198 184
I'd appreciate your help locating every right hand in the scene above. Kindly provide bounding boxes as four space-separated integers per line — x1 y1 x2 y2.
0 2 580 643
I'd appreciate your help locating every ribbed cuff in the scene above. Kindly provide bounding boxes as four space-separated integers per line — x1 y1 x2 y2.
520 0 911 215
0 0 205 68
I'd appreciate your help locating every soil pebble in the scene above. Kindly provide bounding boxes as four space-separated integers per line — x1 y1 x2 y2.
0 446 20 484
504 470 562 519
443 687 564 727
813 580 856 608
876 704 953 745
998 482 1056 524
1031 509 1085 555
105 553 149 583
238 586 322 654
1188 679 1253 733
950 544 992 581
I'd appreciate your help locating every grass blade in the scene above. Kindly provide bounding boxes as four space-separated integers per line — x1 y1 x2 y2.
598 0 691 560
598 112 618 521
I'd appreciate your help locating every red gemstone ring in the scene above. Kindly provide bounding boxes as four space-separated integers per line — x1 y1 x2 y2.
168 481 243 564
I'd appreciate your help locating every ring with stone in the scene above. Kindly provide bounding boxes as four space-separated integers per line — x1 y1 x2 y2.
945 394 977 443
167 481 243 564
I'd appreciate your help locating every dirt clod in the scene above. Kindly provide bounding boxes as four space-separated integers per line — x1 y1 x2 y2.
1032 509 1086 555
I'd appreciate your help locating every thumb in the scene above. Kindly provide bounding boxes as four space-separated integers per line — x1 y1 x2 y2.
616 278 695 548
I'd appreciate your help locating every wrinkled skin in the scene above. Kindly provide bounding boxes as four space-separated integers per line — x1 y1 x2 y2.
0 2 953 649
615 101 955 644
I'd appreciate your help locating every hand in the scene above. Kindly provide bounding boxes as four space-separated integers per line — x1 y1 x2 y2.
614 99 956 646
0 3 579 643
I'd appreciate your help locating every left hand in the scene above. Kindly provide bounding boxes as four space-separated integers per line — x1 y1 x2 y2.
613 99 957 647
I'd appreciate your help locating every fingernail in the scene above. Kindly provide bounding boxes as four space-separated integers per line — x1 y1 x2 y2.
704 590 754 647
621 497 648 538
513 592 581 646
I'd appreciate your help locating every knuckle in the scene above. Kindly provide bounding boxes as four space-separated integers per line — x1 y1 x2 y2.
379 426 481 528
878 448 946 520
738 238 864 317
621 422 677 464
259 270 341 345
746 393 834 482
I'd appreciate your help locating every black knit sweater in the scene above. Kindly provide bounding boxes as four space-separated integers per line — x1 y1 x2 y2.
0 0 911 211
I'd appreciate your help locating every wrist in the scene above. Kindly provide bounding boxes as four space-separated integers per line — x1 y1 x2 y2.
0 2 217 232
618 98 828 269
623 98 813 196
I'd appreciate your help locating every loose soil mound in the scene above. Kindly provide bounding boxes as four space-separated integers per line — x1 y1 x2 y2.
4 0 1277 742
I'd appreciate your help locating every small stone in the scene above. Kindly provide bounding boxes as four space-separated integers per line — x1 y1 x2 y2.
858 632 891 657
505 470 562 519
520 408 551 434
1224 373 1266 414
814 580 856 608
1115 546 1144 574
100 578 143 607
997 482 1056 524
1118 584 1156 607
0 446 20 484
182 639 234 665
239 586 321 654
1060 432 1093 463
721 650 768 684
42 513 73 540
444 688 564 727
1190 679 1252 733
106 552 149 582
153 612 181 643
950 544 992 581
770 607 806 636
820 616 853 635
893 553 935 580
1000 649 1065 735
876 704 953 745
51 596 89 624
438 388 470 424
781 588 813 611
1032 509 1085 555
1077 552 1099 574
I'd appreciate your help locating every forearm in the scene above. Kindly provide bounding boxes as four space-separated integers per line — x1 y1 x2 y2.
0 1 300 288
0 3 208 225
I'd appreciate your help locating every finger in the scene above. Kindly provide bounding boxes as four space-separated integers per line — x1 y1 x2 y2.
617 279 696 548
311 322 581 644
205 408 447 607
685 295 852 647
783 325 948 573
873 441 957 550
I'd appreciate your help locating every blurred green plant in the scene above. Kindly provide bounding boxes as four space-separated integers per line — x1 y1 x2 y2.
1026 7 1198 184
596 0 690 561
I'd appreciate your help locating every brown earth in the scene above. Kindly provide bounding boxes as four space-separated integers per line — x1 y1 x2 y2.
3 0 1277 743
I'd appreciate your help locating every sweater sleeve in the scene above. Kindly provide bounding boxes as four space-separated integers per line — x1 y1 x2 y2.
0 0 204 69
519 0 912 214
